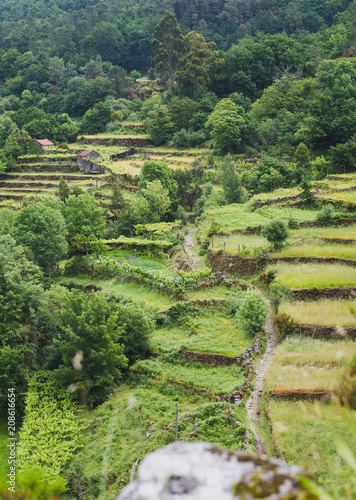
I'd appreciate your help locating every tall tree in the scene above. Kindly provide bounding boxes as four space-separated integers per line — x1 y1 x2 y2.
175 31 224 95
13 200 68 276
152 11 185 89
52 290 128 406
205 99 246 153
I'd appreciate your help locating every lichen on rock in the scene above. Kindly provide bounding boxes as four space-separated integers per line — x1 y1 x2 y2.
116 442 320 499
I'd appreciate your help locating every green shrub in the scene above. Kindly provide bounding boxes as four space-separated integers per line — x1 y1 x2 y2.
288 218 299 229
263 220 288 249
237 290 269 336
269 283 293 314
316 204 335 226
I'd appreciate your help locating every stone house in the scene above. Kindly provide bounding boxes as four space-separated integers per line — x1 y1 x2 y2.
33 139 54 152
77 150 102 173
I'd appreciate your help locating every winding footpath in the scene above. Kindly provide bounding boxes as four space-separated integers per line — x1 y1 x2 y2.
184 227 203 269
183 229 278 455
245 294 279 455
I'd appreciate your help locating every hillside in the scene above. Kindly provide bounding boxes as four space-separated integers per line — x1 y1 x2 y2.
0 1 356 499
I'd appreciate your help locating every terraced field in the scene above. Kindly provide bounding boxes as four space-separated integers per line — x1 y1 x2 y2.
0 170 111 206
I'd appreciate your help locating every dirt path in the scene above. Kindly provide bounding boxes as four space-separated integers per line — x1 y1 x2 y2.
184 227 203 269
245 293 279 455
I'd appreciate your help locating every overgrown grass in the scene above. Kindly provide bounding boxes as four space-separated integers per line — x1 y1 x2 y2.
251 188 301 202
268 262 356 288
317 191 356 203
269 400 356 497
133 354 245 395
205 203 317 232
291 225 356 240
272 241 356 260
58 276 178 309
265 338 356 391
151 310 250 356
213 234 269 254
68 383 246 498
279 299 356 327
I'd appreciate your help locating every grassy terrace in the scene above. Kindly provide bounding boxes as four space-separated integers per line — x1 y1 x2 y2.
279 299 356 327
317 190 356 203
269 401 356 494
213 235 356 259
267 262 356 288
251 188 301 202
290 225 356 239
82 133 150 139
151 310 251 356
72 384 245 497
265 338 356 391
133 355 245 395
213 234 268 253
272 241 356 260
205 204 317 232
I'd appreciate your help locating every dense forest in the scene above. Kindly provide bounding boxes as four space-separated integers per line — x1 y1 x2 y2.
0 0 356 499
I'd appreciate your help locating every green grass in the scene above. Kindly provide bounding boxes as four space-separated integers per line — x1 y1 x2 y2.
317 191 356 203
268 262 356 288
213 234 269 253
133 355 245 395
151 311 251 356
265 338 356 391
0 421 9 484
251 188 301 202
59 276 178 310
69 383 246 497
291 225 356 240
205 203 318 232
279 299 356 327
269 400 356 496
272 241 356 260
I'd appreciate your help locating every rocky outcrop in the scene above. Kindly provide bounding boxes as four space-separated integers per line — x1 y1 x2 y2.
117 442 319 500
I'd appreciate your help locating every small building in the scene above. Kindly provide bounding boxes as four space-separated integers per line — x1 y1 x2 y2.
33 139 54 151
77 150 102 173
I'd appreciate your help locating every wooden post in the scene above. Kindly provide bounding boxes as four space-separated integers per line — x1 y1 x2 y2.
175 404 178 442
224 242 226 251
238 244 240 253
211 236 214 248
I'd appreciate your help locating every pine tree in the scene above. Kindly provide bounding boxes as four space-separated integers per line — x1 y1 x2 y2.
152 11 185 88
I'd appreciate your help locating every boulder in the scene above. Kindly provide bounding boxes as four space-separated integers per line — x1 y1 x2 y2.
117 442 319 499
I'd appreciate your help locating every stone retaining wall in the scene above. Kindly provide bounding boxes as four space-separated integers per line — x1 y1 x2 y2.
14 164 79 173
291 286 356 301
178 349 242 366
208 250 356 276
82 137 151 147
295 323 356 340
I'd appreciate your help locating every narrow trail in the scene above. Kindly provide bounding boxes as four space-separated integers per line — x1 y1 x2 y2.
245 293 279 455
182 229 277 455
184 227 203 269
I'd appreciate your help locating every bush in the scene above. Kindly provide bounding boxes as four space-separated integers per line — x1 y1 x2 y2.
269 283 293 314
288 218 299 229
263 220 288 249
273 313 296 339
337 354 356 409
237 290 269 337
316 204 335 226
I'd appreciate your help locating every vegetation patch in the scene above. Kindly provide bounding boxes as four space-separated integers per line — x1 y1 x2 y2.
268 263 356 289
132 353 246 395
265 338 356 392
268 401 356 497
279 300 356 327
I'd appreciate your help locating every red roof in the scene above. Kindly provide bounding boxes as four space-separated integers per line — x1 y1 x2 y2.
35 139 54 146
78 150 91 157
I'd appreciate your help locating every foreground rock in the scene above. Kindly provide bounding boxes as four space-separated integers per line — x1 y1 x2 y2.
117 442 319 499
